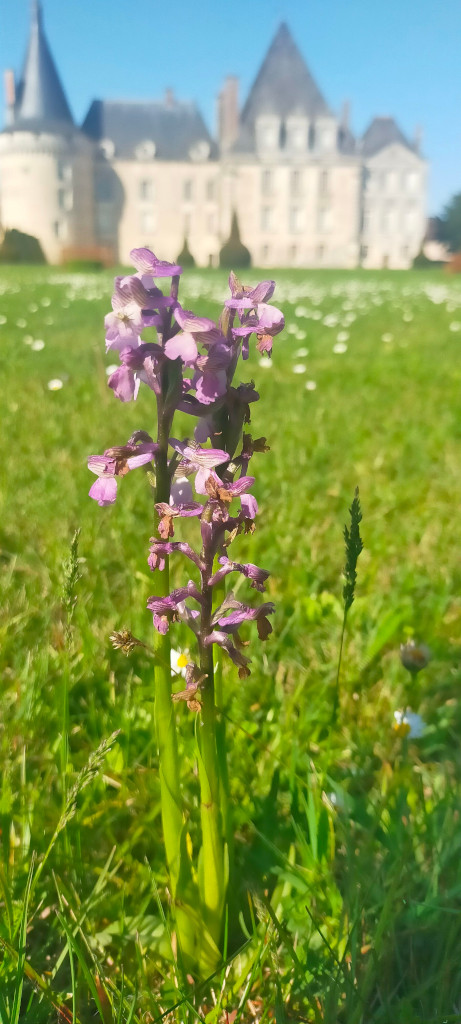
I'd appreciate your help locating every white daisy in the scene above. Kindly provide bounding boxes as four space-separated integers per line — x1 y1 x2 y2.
31 339 45 351
47 378 63 391
305 380 317 391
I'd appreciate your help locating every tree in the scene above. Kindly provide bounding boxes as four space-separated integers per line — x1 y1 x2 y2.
0 227 46 263
438 193 461 252
219 212 251 269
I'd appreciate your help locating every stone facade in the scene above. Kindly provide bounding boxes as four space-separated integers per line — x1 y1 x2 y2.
0 6 427 269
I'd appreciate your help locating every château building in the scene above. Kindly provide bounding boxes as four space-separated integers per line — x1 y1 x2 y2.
0 2 427 268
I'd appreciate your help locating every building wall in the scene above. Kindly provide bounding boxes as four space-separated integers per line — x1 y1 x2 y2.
0 131 427 268
0 130 95 262
95 158 222 267
220 157 362 267
360 144 427 269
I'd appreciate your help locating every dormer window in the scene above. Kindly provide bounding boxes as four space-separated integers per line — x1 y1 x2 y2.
315 118 338 154
99 139 115 160
256 116 280 153
286 116 308 152
189 140 210 161
135 140 156 160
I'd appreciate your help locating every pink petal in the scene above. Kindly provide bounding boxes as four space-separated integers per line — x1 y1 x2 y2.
164 332 198 363
89 476 118 506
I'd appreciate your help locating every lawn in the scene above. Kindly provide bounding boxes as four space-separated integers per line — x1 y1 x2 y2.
1 264 461 1022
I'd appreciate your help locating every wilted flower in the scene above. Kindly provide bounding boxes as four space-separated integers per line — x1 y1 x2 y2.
109 628 146 654
400 640 431 674
88 441 158 505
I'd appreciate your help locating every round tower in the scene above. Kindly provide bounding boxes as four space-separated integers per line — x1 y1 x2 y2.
0 1 95 263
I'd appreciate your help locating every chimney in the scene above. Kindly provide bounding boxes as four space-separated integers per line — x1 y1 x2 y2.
4 69 16 126
164 88 175 108
218 75 239 152
414 124 423 154
341 100 350 133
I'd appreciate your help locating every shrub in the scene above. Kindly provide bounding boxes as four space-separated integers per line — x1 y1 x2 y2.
0 228 46 264
412 249 442 269
176 237 196 267
219 212 251 269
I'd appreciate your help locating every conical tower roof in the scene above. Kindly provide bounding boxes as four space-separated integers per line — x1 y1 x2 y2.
241 23 331 126
14 1 74 129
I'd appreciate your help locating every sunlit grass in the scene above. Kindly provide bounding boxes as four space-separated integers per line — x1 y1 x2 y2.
1 265 461 1021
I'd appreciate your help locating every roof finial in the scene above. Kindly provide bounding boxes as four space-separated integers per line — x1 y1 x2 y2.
31 0 43 28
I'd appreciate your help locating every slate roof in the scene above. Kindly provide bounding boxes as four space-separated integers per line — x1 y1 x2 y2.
82 99 218 161
11 1 74 131
234 22 332 153
361 117 416 156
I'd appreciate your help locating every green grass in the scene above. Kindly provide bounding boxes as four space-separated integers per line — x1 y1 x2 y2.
1 265 461 1022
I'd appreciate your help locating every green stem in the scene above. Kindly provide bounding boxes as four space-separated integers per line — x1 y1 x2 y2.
198 645 225 945
153 413 196 964
213 583 234 892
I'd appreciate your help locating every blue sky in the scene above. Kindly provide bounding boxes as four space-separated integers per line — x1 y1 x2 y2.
1 0 460 215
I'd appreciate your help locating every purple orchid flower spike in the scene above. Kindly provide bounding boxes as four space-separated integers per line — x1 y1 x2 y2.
208 556 270 592
214 599 275 640
108 342 162 402
147 581 202 634
204 630 252 678
148 539 204 572
226 272 276 310
232 303 285 357
88 441 158 505
155 500 203 538
130 247 183 278
105 280 146 351
169 440 229 493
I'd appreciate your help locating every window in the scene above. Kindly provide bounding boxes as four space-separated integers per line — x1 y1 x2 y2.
316 243 325 260
361 244 368 260
53 219 67 240
320 127 334 150
183 179 194 201
261 206 274 232
382 201 395 234
261 169 272 196
362 206 371 233
319 170 329 196
289 206 303 233
262 245 270 261
289 244 298 262
383 170 397 191
290 170 302 197
135 140 156 160
184 212 192 234
405 171 418 192
139 179 154 201
317 206 331 233
140 211 156 233
58 187 73 212
405 204 418 232
206 179 215 201
288 124 306 151
57 160 72 183
207 212 216 233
